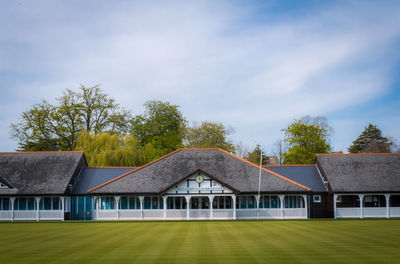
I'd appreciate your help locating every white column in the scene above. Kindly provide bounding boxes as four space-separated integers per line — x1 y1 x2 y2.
232 195 236 220
35 197 41 221
255 195 260 219
303 195 308 219
185 196 190 220
163 196 168 220
279 195 285 219
96 197 99 220
115 196 120 220
359 194 364 219
385 194 391 219
139 196 144 220
60 197 65 221
209 195 215 220
333 194 338 219
10 197 15 222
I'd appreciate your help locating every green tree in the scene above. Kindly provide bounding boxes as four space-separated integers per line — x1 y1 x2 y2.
10 85 130 151
348 123 394 153
183 121 235 152
282 118 331 164
130 101 186 160
75 131 141 167
245 144 268 165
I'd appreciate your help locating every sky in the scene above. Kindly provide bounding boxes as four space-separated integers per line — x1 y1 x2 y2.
1 0 400 154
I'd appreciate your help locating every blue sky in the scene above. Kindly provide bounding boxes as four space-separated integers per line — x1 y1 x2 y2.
1 0 400 153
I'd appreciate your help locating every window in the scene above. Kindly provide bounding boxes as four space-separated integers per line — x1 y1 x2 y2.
313 195 321 203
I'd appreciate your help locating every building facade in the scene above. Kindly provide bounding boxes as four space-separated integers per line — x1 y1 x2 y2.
0 149 399 221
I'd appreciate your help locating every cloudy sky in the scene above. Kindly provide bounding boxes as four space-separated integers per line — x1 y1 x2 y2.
1 0 400 153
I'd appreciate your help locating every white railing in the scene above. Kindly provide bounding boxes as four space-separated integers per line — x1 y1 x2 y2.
283 208 307 218
237 209 257 219
142 210 163 219
96 210 118 220
39 210 63 220
190 209 210 219
364 207 386 218
14 210 37 220
390 207 400 217
166 210 186 219
119 210 141 220
336 208 361 218
213 209 234 219
260 209 281 219
0 211 12 220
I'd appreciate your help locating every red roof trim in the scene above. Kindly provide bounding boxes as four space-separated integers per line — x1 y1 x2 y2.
265 164 314 167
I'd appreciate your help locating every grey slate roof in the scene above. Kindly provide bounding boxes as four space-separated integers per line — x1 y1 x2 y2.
266 165 327 192
316 154 400 192
90 149 311 194
0 152 85 195
72 167 135 195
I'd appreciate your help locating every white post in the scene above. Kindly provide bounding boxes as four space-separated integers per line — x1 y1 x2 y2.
139 196 144 220
115 196 120 220
256 195 260 220
10 197 15 222
163 196 168 220
96 197 99 220
185 196 190 220
232 195 236 220
385 194 391 219
279 195 285 219
303 195 308 219
35 197 41 221
60 197 65 221
333 194 337 219
209 195 215 220
359 194 364 219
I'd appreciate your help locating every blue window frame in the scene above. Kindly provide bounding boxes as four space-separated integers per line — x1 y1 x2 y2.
44 197 52 210
53 198 60 210
144 197 151 209
101 197 115 210
2 198 10 210
120 197 128 209
19 198 27 210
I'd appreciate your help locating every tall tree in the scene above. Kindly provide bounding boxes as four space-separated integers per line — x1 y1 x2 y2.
282 117 331 164
75 131 141 166
183 121 235 152
348 123 394 153
272 139 285 165
130 101 186 159
10 85 130 151
245 144 268 165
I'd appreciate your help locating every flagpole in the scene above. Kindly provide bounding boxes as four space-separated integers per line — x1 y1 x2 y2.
257 145 262 219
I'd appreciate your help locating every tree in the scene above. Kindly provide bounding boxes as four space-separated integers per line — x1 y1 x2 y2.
348 123 394 153
245 144 268 165
130 101 186 159
10 85 130 151
75 131 141 167
183 121 235 152
282 117 331 164
234 142 249 158
272 139 285 165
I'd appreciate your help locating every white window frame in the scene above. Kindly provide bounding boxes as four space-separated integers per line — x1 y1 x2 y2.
313 195 321 203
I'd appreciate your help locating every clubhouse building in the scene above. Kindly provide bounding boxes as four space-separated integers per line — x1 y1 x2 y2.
0 149 399 221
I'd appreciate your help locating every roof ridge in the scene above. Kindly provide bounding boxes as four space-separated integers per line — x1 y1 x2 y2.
316 153 400 156
217 149 311 191
88 148 184 192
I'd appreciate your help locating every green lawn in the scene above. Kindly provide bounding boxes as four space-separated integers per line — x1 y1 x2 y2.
0 220 399 264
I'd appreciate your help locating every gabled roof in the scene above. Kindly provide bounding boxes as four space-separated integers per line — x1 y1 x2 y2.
0 152 85 195
89 149 311 194
316 153 400 192
265 165 327 192
72 167 135 195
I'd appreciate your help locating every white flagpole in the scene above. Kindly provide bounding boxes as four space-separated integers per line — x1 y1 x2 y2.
257 145 262 219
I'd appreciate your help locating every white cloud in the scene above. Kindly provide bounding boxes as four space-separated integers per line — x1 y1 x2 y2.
0 0 400 151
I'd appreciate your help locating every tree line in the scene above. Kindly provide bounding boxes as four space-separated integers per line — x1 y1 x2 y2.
10 85 399 166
